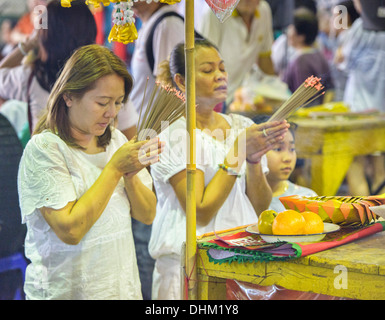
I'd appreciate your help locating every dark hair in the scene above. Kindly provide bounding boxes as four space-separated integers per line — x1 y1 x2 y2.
157 38 218 88
295 0 317 14
337 1 360 25
35 44 133 149
33 1 97 92
293 10 319 45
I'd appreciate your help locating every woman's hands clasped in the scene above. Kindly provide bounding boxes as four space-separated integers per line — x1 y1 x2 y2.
109 137 165 177
245 120 290 163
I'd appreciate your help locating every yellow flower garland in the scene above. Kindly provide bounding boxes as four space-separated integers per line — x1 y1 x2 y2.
61 0 181 44
107 1 138 44
159 0 181 4
60 0 74 7
108 23 138 44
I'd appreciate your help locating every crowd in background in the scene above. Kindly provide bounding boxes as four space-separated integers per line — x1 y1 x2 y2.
1 0 379 115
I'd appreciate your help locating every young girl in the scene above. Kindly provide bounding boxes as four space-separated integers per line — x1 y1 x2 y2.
264 123 317 212
148 39 289 299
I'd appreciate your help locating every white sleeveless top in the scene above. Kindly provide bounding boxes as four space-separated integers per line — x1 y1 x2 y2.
149 113 269 259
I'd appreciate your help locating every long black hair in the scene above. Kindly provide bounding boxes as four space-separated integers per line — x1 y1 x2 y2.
33 1 97 92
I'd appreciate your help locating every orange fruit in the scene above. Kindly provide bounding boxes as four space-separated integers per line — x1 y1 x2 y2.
272 210 306 235
301 211 324 234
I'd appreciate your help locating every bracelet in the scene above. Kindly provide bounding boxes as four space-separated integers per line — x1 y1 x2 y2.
246 157 261 165
218 164 241 178
18 42 28 56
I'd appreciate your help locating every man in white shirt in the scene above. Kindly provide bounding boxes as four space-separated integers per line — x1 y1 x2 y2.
130 2 185 114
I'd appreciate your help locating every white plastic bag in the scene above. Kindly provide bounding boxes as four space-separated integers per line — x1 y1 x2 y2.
242 64 291 101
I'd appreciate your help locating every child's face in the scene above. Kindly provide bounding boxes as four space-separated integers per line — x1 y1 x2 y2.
266 130 297 182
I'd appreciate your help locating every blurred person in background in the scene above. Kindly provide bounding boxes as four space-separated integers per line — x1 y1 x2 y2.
0 1 137 142
328 0 359 101
271 0 318 77
9 0 49 45
0 19 17 60
282 8 334 104
337 0 385 196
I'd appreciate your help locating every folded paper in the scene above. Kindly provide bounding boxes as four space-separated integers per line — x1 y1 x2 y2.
200 222 385 264
279 194 385 227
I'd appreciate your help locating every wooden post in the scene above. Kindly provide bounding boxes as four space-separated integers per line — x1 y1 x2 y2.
184 0 197 300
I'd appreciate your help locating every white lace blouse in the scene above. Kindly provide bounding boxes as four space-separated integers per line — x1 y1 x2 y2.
17 128 152 300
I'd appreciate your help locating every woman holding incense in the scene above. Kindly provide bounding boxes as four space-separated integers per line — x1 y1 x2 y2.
17 44 164 300
149 39 289 300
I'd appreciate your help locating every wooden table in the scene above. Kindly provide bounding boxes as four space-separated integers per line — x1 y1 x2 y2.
195 226 385 300
292 115 385 196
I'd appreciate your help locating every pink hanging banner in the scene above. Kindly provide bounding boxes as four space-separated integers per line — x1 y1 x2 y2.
204 0 240 22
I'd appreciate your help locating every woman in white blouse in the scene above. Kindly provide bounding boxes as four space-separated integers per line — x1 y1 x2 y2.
17 44 164 300
149 39 289 299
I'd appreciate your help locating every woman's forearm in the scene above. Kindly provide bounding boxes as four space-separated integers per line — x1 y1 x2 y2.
196 169 238 225
199 157 272 224
41 138 162 244
124 174 156 225
0 44 26 69
246 162 272 216
195 140 246 225
0 31 38 69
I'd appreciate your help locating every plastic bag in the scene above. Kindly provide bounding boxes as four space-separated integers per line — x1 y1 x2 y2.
226 280 351 300
229 64 291 113
242 64 291 101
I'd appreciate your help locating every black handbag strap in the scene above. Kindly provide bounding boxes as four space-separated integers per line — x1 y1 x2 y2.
145 11 203 74
26 70 34 134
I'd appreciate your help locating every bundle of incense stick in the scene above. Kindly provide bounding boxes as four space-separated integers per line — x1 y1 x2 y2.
268 75 325 122
136 81 186 141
